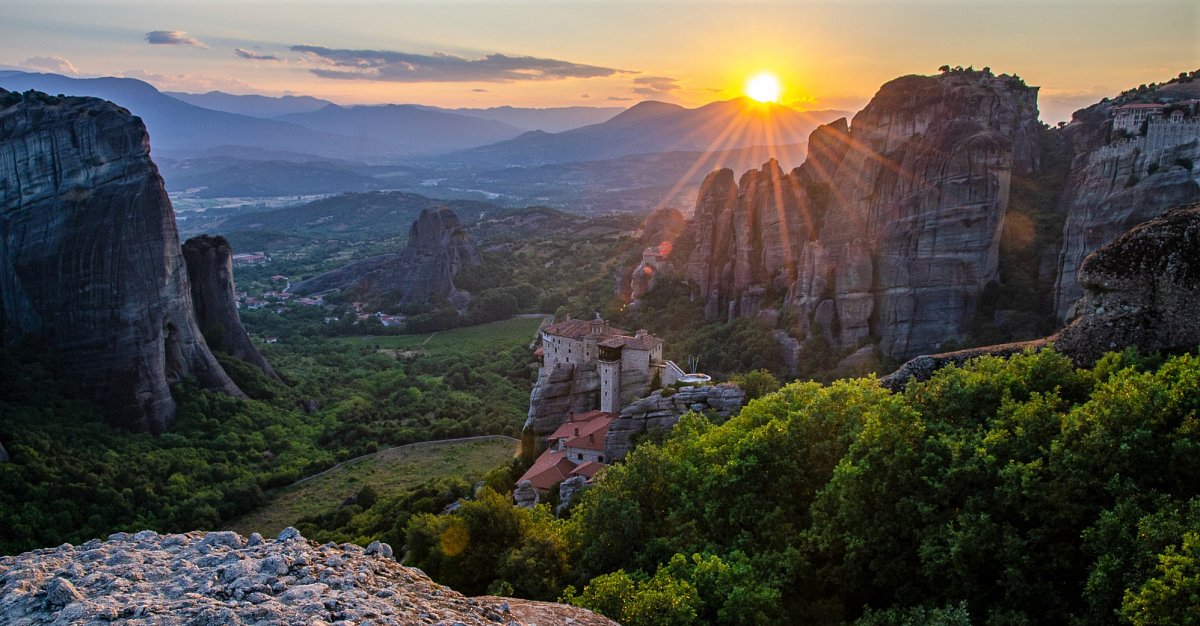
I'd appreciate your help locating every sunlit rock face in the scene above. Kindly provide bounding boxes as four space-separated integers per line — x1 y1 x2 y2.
182 235 279 381
679 70 1041 360
292 206 481 308
0 89 241 432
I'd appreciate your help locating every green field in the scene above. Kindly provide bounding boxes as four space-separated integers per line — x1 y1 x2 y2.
336 315 548 355
226 436 518 536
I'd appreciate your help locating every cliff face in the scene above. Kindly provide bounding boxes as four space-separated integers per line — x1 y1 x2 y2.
883 202 1200 388
676 71 1041 360
1051 99 1200 320
182 235 279 380
793 72 1041 358
0 89 241 432
292 206 482 307
1053 202 1200 366
0 528 616 626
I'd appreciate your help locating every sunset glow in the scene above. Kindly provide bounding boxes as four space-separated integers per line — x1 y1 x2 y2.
745 73 782 103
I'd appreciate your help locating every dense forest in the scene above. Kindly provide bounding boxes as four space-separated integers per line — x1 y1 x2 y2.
400 348 1199 626
0 326 533 555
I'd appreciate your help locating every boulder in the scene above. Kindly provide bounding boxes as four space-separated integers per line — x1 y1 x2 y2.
513 480 539 509
605 383 745 459
556 475 589 517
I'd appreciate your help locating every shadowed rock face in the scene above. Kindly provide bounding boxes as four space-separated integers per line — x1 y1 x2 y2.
0 89 242 432
679 71 1041 360
292 206 481 307
883 203 1200 389
1051 101 1200 321
1053 202 1200 365
182 235 279 381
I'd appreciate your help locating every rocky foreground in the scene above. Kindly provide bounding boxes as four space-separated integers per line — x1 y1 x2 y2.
0 529 617 626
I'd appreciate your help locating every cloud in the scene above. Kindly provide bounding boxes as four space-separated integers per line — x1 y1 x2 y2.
607 96 633 101
580 93 590 98
145 30 207 49
291 45 631 82
632 75 680 97
21 56 79 75
471 88 488 92
234 48 279 61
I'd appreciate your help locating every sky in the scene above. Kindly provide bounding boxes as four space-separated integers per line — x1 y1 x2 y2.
2 0 1197 123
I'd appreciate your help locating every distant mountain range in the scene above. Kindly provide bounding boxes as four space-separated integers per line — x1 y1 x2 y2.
448 98 847 166
0 71 397 158
164 91 333 118
276 104 526 153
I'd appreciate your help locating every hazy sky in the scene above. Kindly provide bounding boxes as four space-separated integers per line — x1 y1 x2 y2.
2 0 1197 122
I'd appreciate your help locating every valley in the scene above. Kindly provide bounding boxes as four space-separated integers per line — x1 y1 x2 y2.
1 16 1198 623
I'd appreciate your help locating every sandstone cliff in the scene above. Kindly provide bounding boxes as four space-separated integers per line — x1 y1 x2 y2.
0 528 616 626
182 235 279 381
292 206 482 308
883 202 1200 388
0 89 242 432
676 70 1042 360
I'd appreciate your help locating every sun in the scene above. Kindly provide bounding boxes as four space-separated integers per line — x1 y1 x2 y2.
745 73 782 103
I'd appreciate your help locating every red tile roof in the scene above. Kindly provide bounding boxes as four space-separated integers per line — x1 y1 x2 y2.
549 411 615 443
543 318 629 340
599 334 662 351
570 461 606 479
518 449 578 492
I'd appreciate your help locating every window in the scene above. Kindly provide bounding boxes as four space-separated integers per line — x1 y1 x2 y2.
599 455 605 463
577 453 583 460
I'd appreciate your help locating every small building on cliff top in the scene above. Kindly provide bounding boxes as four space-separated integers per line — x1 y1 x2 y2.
537 315 683 412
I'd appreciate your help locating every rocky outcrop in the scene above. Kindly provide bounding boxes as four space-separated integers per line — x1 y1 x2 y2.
0 528 615 626
791 71 1041 359
524 362 600 438
1053 202 1200 365
292 206 482 308
182 235 279 380
605 383 745 459
676 70 1041 360
556 475 589 516
513 480 540 509
883 203 1200 388
0 89 241 432
1051 96 1200 320
684 159 810 320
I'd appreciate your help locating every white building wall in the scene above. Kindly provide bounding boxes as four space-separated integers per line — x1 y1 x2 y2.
563 446 606 464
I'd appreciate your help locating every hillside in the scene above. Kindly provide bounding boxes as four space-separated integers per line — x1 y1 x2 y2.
227 437 517 536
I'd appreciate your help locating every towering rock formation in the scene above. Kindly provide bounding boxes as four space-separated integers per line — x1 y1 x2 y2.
1051 88 1200 320
0 89 242 432
292 206 482 307
678 70 1042 360
182 235 279 380
791 71 1041 358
